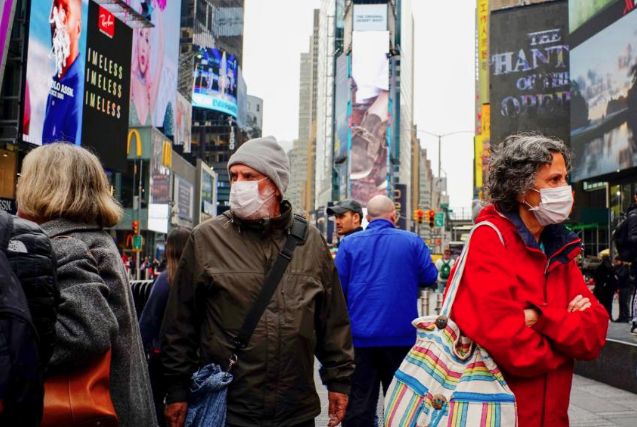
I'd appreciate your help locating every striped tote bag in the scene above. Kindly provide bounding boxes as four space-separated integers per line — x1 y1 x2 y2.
384 221 517 427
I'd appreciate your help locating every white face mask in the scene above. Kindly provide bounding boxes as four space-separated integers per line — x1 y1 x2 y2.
524 185 573 226
229 178 275 219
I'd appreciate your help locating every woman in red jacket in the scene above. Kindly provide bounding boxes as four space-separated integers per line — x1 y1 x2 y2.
450 134 609 427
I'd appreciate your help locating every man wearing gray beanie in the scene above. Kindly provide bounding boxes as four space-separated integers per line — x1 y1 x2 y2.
162 136 354 427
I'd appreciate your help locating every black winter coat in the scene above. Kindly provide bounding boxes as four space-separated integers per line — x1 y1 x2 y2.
3 212 59 369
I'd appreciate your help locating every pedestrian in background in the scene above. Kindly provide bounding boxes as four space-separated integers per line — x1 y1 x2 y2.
16 143 157 426
327 199 364 238
611 256 632 322
335 195 438 427
450 134 608 427
139 226 191 427
593 254 614 318
434 248 455 292
161 136 354 427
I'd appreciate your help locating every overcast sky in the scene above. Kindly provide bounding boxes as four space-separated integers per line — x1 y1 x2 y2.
243 0 476 211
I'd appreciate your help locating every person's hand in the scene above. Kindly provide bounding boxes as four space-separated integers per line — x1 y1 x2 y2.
568 295 591 312
165 402 188 427
328 391 349 427
524 308 540 327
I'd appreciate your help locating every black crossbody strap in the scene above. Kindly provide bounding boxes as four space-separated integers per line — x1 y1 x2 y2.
232 215 308 354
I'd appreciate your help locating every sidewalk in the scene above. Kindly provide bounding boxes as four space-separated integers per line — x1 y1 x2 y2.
313 371 637 426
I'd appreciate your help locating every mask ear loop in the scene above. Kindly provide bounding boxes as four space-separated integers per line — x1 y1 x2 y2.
523 188 542 211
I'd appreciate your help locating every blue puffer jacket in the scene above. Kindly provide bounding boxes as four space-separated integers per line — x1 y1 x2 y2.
335 219 438 347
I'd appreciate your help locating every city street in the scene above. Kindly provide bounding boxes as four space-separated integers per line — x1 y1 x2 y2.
313 370 637 426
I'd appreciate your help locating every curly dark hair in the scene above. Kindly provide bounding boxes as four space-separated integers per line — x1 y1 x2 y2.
485 133 572 213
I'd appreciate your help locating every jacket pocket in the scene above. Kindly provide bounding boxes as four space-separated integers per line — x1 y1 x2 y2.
448 392 517 427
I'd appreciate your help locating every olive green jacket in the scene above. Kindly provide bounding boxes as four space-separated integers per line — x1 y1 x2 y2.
161 202 354 427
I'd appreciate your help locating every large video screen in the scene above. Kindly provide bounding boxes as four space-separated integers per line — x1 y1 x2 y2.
350 31 389 206
192 45 238 118
489 1 569 146
570 7 637 181
127 0 181 135
83 2 132 171
23 0 89 145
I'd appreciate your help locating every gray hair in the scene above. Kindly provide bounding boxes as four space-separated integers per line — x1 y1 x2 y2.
485 133 572 213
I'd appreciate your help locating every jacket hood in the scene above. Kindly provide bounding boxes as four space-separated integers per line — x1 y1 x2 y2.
477 205 581 272
223 200 294 237
41 218 102 238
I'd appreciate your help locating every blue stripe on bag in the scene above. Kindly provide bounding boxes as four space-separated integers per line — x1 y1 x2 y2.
394 370 430 396
451 392 516 403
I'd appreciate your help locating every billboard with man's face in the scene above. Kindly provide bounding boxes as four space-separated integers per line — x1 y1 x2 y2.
23 0 89 145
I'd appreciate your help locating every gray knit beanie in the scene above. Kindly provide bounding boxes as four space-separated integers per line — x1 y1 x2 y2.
227 136 290 194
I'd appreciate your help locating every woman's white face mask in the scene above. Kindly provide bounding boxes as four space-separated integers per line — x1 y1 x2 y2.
229 178 275 219
524 185 573 226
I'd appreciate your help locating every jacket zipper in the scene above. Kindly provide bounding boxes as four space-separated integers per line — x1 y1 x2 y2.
544 239 582 275
541 373 547 427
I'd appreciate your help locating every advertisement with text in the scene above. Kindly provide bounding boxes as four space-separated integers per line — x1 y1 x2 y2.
23 0 89 145
192 45 239 118
490 1 569 146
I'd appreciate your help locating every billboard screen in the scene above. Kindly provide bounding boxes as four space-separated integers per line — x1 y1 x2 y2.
150 134 170 204
23 0 89 145
201 168 215 217
569 0 627 34
83 2 132 171
127 0 181 135
350 31 389 206
489 1 570 146
353 4 387 32
0 0 17 90
570 7 637 181
237 67 247 128
192 45 238 117
174 175 194 221
175 93 192 153
334 54 350 162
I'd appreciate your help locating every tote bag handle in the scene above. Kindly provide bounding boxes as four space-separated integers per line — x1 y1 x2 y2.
440 221 505 318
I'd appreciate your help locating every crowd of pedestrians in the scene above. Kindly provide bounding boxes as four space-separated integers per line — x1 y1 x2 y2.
0 134 617 427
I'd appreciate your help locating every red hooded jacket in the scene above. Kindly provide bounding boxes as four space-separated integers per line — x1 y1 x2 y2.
448 205 609 427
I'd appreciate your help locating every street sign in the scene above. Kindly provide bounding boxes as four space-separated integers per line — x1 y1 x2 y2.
133 235 142 251
434 212 445 228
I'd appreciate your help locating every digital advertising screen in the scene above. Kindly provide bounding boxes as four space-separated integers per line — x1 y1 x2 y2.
201 168 215 218
489 1 570 147
174 174 194 221
82 2 132 171
334 53 350 162
0 0 17 91
237 67 247 129
192 45 238 118
127 0 181 135
150 134 170 205
23 0 89 145
570 5 637 181
175 92 192 153
350 30 389 206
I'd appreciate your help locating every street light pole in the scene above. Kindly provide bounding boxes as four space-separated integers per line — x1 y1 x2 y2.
415 129 474 179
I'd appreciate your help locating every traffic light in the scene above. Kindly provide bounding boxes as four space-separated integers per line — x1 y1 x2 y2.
414 209 425 224
428 210 435 228
132 220 139 235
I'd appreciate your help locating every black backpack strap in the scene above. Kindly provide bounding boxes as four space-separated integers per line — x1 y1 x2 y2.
231 215 308 359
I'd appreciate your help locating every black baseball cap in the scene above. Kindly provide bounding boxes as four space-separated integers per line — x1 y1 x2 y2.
327 199 364 219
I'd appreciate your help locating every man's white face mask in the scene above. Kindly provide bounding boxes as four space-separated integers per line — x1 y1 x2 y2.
229 178 275 219
524 185 574 226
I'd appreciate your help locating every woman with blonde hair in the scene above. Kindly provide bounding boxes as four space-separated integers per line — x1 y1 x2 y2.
17 143 157 426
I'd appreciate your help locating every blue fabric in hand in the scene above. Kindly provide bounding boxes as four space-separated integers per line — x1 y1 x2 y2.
185 363 233 427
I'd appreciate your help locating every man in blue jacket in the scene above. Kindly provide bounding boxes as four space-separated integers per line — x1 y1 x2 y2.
335 195 438 427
